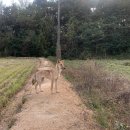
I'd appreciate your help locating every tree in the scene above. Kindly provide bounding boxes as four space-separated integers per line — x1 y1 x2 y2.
56 0 61 59
0 0 130 58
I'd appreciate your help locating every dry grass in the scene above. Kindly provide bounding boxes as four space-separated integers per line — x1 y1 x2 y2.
63 60 130 130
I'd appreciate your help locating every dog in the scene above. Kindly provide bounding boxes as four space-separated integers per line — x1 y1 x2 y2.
32 59 65 94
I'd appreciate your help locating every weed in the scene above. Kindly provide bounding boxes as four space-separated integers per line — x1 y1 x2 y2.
63 59 130 129
115 121 129 130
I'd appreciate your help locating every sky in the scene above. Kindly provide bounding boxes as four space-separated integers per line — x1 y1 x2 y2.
1 0 100 7
1 0 34 6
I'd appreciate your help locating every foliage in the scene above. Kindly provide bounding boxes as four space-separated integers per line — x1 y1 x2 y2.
0 0 130 58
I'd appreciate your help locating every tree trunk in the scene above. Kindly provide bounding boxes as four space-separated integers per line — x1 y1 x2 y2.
56 0 61 59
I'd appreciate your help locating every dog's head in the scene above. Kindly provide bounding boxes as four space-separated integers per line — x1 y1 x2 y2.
57 59 66 70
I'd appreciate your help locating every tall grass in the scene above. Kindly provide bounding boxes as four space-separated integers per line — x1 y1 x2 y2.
63 60 130 130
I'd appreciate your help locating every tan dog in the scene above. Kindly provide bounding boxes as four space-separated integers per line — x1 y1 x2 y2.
32 59 65 94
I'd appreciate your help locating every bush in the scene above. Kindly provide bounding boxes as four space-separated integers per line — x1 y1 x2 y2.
63 60 130 129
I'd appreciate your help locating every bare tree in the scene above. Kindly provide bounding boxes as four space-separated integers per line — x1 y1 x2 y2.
56 0 61 59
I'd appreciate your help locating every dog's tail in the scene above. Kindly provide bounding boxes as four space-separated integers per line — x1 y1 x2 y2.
32 73 37 85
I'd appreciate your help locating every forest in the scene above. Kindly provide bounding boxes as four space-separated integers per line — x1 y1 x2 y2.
0 0 130 59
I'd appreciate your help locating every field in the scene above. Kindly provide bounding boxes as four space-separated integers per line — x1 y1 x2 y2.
65 59 130 77
97 59 130 78
1 57 129 129
0 58 36 109
63 59 130 130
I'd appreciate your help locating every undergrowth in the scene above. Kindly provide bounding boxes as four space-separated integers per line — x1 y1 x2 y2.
63 59 130 130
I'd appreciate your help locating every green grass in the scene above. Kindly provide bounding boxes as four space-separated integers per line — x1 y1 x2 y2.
97 59 130 78
0 58 36 109
64 59 130 78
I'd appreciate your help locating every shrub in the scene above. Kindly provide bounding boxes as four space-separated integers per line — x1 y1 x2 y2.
64 60 130 129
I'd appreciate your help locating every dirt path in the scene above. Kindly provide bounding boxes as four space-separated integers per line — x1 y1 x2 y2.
6 59 98 130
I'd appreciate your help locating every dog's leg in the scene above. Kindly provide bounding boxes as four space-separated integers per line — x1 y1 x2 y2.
50 71 54 94
55 79 57 92
40 77 44 92
51 78 54 94
35 82 38 94
29 86 32 95
39 83 43 92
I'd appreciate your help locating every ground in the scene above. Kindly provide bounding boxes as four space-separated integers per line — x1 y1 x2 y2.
0 58 99 130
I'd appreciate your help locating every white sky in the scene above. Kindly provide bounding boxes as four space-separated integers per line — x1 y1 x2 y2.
1 0 34 6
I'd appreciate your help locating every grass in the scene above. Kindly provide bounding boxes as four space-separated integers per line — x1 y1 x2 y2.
62 59 130 130
97 59 130 78
0 58 36 110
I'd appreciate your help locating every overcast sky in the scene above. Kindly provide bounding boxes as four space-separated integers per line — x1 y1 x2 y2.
1 0 100 7
1 0 34 6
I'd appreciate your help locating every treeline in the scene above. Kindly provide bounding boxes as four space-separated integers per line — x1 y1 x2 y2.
0 0 130 58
